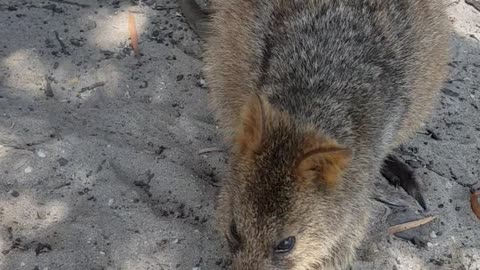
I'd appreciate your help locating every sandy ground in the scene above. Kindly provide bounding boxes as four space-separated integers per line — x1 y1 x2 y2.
0 0 478 270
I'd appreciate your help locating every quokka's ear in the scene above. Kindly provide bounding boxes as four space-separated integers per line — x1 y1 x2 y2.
296 142 352 189
234 94 269 155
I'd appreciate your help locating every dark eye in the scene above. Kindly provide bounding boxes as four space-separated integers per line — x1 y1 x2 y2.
274 236 296 254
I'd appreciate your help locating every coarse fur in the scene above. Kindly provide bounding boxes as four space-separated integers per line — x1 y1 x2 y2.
183 0 450 269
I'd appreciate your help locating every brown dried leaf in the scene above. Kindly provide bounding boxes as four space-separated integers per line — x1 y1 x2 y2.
388 216 436 235
471 191 480 220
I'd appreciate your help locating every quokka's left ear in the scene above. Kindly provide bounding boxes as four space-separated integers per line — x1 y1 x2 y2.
296 141 352 189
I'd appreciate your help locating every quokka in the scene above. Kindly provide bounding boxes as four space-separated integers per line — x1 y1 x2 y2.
179 0 450 269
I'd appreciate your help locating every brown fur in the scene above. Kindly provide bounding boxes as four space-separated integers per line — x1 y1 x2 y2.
180 0 451 269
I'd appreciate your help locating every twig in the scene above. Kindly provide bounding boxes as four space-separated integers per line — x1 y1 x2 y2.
128 12 140 57
198 147 223 154
79 82 105 93
388 216 437 235
54 31 69 55
49 0 90 8
154 6 177 11
0 144 34 152
52 182 71 190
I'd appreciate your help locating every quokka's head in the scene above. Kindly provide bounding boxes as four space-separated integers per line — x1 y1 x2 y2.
215 94 359 270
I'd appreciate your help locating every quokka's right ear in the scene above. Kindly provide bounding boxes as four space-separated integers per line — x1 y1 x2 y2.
234 94 269 155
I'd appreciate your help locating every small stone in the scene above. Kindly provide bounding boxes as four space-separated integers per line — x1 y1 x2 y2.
69 38 85 47
24 166 33 173
197 79 206 88
86 21 97 31
108 198 114 206
172 239 179 244
430 231 437 238
57 158 69 166
36 150 47 158
100 251 105 255
20 262 26 266
446 181 453 188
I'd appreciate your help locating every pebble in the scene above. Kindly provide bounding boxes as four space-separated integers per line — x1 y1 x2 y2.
36 149 47 158
445 181 453 189
197 79 206 88
430 231 437 238
24 166 33 173
108 198 115 206
9 190 19 197
57 158 69 166
86 20 97 31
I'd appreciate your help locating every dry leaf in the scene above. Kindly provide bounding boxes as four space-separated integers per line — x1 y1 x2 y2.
388 216 436 235
128 12 140 57
471 191 480 220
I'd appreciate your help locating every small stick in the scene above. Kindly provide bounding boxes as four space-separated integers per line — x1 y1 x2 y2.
49 0 90 8
198 147 223 154
128 12 140 57
154 6 177 11
79 82 105 93
388 216 437 235
54 31 69 55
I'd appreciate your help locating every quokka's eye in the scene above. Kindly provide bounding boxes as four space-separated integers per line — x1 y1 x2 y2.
274 236 296 254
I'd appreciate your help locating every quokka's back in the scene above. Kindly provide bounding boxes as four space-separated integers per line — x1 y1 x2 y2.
204 0 449 147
